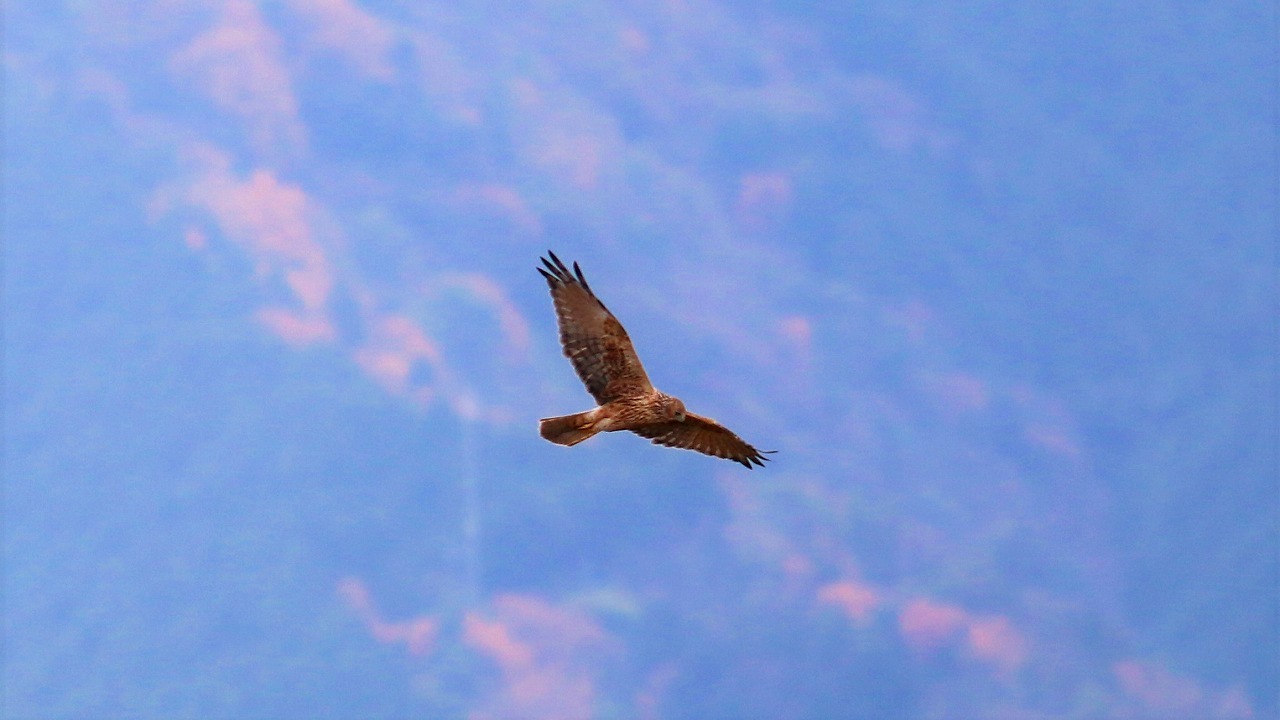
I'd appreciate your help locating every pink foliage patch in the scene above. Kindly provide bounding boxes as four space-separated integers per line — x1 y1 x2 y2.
337 577 438 656
464 594 612 720
170 0 304 151
284 0 397 80
899 598 967 650
817 580 881 624
965 616 1028 676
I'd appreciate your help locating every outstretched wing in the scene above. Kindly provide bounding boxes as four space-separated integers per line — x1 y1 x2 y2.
538 252 653 404
630 412 776 469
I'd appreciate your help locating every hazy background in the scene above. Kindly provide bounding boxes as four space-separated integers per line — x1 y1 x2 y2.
5 2 1275 718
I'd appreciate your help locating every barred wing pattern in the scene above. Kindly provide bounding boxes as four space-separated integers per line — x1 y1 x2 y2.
629 412 775 468
538 251 774 468
537 252 653 404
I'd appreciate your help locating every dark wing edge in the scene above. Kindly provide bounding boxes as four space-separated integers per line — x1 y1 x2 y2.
631 413 776 469
537 251 605 310
537 251 652 404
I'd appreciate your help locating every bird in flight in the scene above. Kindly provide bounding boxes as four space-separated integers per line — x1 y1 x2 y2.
537 251 774 468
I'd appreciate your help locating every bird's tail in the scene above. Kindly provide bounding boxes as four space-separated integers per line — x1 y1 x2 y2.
539 410 600 447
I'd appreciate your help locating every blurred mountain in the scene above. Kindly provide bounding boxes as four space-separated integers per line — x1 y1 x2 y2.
5 1 1274 718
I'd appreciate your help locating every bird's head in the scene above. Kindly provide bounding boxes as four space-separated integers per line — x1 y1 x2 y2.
661 394 687 423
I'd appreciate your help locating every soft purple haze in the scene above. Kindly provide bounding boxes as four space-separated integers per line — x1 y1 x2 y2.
6 2 1274 718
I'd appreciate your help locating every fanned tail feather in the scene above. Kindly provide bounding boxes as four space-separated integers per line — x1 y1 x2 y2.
539 411 599 446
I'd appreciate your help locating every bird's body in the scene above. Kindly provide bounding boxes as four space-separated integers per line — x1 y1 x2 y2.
540 391 683 445
537 252 773 468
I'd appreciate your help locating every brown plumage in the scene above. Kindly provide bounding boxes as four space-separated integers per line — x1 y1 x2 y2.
537 251 774 468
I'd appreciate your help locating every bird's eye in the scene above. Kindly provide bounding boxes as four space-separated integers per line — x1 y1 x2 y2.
676 411 686 422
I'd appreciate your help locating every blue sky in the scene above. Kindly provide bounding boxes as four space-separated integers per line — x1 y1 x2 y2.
5 1 1275 718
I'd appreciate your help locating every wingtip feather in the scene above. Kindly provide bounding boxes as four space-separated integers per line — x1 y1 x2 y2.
539 251 601 302
746 449 775 468
572 261 591 290
550 252 572 278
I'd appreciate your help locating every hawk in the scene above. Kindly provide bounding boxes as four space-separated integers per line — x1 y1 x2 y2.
537 252 774 468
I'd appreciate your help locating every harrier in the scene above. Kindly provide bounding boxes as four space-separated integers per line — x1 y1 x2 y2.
537 252 774 468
